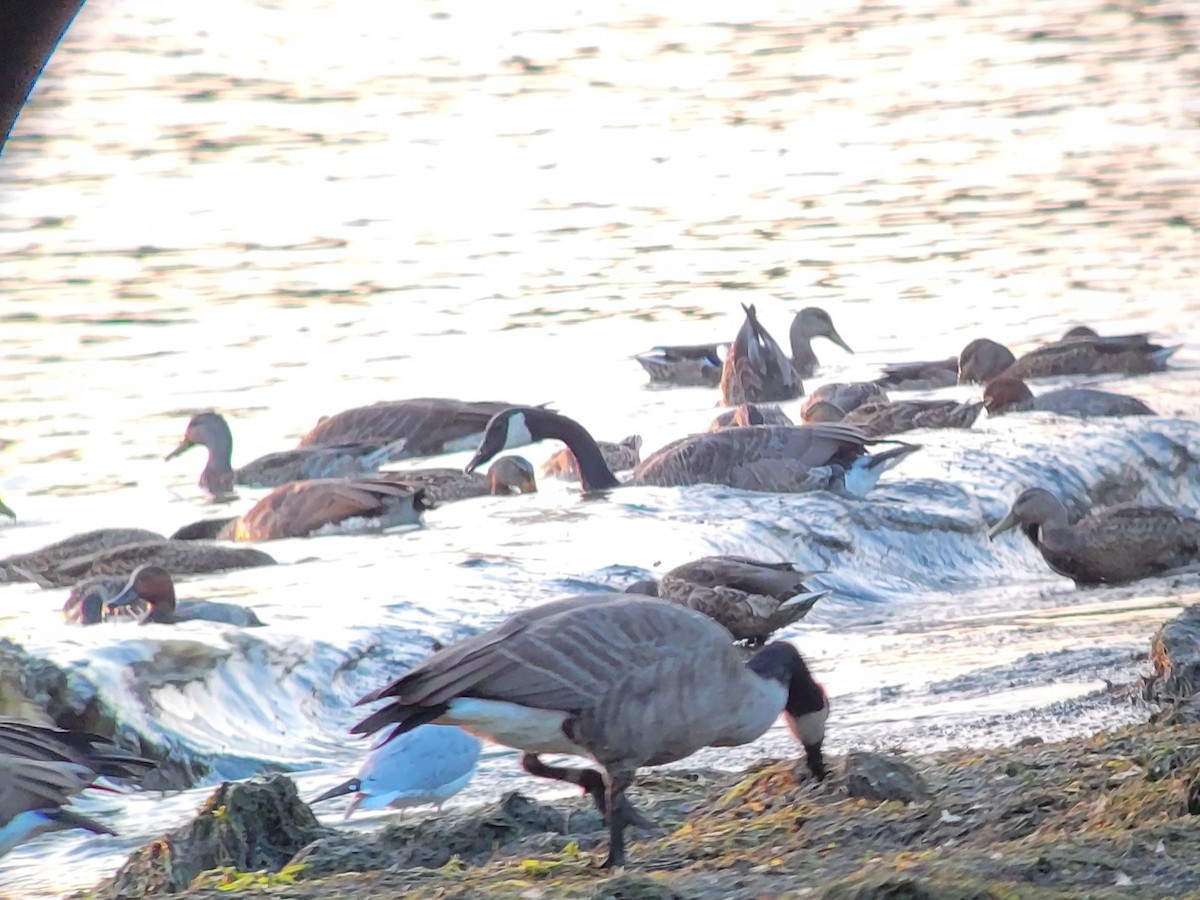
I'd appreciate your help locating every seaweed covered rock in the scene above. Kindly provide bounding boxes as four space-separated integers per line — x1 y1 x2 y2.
843 752 929 804
1148 603 1200 702
95 775 324 898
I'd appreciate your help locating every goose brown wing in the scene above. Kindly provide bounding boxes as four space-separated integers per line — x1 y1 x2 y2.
666 556 812 599
298 399 519 451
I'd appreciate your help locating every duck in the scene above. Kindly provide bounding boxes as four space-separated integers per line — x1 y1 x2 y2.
982 376 1155 418
625 555 829 645
789 307 853 379
720 304 802 406
465 407 920 497
165 411 402 499
296 398 543 459
1 528 167 585
28 540 276 589
350 592 829 867
62 576 145 625
811 398 984 438
0 719 154 857
312 724 481 819
375 457 538 503
802 382 889 420
0 497 14 520
542 436 642 483
708 403 794 431
958 335 1178 385
871 357 959 392
988 488 1200 586
103 565 265 626
633 343 727 388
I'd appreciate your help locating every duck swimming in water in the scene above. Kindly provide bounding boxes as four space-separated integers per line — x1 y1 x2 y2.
720 304 803 406
26 539 277 589
801 382 888 420
633 343 728 388
104 565 265 626
958 334 1178 385
788 307 853 379
1 528 165 584
988 488 1200 586
708 403 794 431
809 398 984 438
542 436 642 483
982 376 1155 418
375 457 538 503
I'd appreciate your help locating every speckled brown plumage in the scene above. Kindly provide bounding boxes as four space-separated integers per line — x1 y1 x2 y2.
838 399 983 438
720 304 802 406
1 529 165 584
542 436 642 482
30 540 276 588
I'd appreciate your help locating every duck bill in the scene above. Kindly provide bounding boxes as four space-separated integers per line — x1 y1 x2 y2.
987 510 1018 541
311 778 357 805
165 439 194 461
826 329 853 355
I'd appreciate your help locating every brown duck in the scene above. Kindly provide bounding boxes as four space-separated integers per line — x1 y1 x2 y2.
802 382 888 420
789 307 853 378
625 555 829 645
810 398 983 438
958 335 1178 385
633 343 727 387
988 487 1200 585
375 457 537 503
542 436 642 482
720 304 803 406
708 403 794 431
26 540 276 589
103 565 265 626
2 528 165 584
982 377 1155 418
871 357 959 392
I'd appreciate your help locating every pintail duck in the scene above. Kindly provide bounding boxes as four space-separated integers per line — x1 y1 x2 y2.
634 344 727 388
720 304 802 406
816 398 984 438
708 403 794 432
172 478 432 542
988 488 1200 586
542 436 642 483
166 411 401 499
376 457 538 503
312 724 481 819
20 540 276 589
789 307 852 379
1 528 165 584
958 334 1178 385
351 593 828 867
104 565 265 626
982 376 1155 418
802 382 888 420
0 719 154 857
467 407 920 496
625 555 829 645
297 398 542 460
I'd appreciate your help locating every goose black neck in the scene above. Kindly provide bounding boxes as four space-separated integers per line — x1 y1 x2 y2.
748 641 824 716
532 411 621 493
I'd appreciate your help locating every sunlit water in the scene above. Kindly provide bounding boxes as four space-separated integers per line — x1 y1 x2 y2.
2 0 1200 895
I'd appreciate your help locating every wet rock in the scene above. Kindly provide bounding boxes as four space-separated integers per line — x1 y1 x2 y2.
819 874 993 899
95 775 323 898
1147 603 1200 701
843 752 929 804
1153 693 1200 726
592 873 694 900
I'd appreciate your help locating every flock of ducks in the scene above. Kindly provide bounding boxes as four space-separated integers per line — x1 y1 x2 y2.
1 305 1198 868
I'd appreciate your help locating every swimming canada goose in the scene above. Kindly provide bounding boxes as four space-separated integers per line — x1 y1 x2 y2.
376 457 538 503
708 403 794 431
958 335 1178 385
350 593 829 867
813 398 984 438
802 382 888 420
982 377 1155 418
625 556 829 645
20 540 277 589
467 407 919 497
0 719 154 857
166 411 402 499
297 398 542 459
104 565 265 626
1 528 166 584
542 436 642 483
633 344 728 388
720 304 803 406
988 488 1200 586
312 724 481 818
789 307 853 379
170 478 432 542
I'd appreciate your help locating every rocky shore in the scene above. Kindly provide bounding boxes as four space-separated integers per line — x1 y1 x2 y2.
67 603 1200 900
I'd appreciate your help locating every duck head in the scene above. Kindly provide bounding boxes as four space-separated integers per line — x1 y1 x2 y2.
957 339 1017 384
105 565 178 624
988 488 1070 543
792 307 852 354
466 408 537 474
747 641 829 780
983 377 1035 415
487 456 538 495
166 412 231 461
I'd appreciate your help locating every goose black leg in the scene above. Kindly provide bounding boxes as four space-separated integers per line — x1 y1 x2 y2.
602 768 636 868
521 753 655 831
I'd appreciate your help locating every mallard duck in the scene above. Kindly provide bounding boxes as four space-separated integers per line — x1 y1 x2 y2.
1059 325 1152 345
26 540 276 589
982 376 1155 417
802 382 888 419
720 304 802 406
2 528 166 584
708 403 794 431
958 335 1179 384
62 576 145 624
377 457 538 503
171 478 432 542
633 344 727 387
466 407 920 496
103 565 265 626
871 357 959 392
0 497 14 520
351 593 828 867
0 719 154 857
789 307 852 378
988 488 1200 586
834 398 984 438
297 398 541 459
166 411 402 499
625 555 829 645
542 436 642 482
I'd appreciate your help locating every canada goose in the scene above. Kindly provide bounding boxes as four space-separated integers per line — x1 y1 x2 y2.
789 307 852 379
958 336 1178 385
312 725 481 819
166 411 402 499
350 593 829 867
720 304 802 406
802 382 888 420
708 403 794 432
19 540 277 589
988 488 1200 586
625 555 829 645
542 436 642 483
297 398 542 459
104 565 265 626
982 377 1155 418
0 719 154 857
170 478 432 542
466 407 919 497
633 344 728 388
1 528 165 584
376 457 538 503
820 399 984 438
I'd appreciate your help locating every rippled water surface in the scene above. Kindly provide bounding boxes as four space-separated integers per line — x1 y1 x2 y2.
2 0 1200 895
